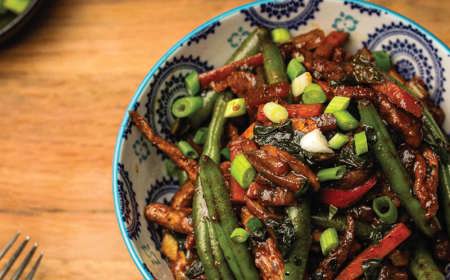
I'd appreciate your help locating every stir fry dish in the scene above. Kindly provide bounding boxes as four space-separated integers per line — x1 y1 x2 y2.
0 0 31 29
130 27 450 280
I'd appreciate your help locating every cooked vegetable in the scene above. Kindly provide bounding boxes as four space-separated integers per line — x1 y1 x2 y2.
358 101 439 237
230 228 250 243
354 130 368 155
176 140 199 159
336 223 411 280
371 50 391 72
292 72 312 96
372 196 398 224
226 27 269 63
325 96 351 113
271 27 291 44
230 153 256 189
193 127 208 144
320 176 377 208
185 71 200 95
220 147 230 160
302 83 327 104
317 166 347 182
3 0 29 14
246 217 264 234
262 39 288 85
287 58 306 81
300 128 333 153
328 133 350 150
262 102 289 123
333 110 359 131
188 90 219 128
410 240 445 280
171 96 203 118
320 228 339 255
224 98 247 118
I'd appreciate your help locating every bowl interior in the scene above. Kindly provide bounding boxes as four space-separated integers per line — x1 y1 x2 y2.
113 0 450 279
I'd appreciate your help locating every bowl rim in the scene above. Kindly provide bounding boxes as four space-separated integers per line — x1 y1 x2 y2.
112 0 450 279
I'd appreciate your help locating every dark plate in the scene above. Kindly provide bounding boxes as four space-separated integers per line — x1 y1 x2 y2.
0 0 46 45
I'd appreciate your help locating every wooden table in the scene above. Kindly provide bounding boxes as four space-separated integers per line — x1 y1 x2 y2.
0 1 448 279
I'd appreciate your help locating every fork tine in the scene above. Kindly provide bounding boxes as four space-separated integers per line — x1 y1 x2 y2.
0 237 29 280
24 253 43 280
10 243 37 280
0 232 20 260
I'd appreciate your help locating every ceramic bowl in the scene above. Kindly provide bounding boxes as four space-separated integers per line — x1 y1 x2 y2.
112 1 450 279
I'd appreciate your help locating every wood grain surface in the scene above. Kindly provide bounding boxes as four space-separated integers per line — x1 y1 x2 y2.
0 1 449 279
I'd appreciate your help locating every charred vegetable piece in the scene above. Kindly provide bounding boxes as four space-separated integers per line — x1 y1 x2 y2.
358 101 439 237
371 51 391 72
224 98 246 118
336 223 411 280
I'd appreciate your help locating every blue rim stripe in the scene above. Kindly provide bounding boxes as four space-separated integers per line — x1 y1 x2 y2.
112 0 450 279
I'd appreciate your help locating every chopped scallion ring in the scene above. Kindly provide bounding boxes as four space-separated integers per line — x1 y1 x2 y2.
271 27 291 44
317 166 347 182
230 227 249 243
185 71 200 95
354 131 369 155
172 96 203 118
325 96 351 113
176 140 199 159
333 110 359 131
224 98 247 118
263 102 288 123
320 228 339 255
328 133 350 150
230 154 256 189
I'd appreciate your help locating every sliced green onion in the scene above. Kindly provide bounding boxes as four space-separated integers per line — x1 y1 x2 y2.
224 98 246 118
3 0 30 14
185 71 200 96
325 96 351 113
263 102 288 123
328 133 350 150
372 196 398 224
372 51 391 72
230 227 249 243
230 153 256 189
164 159 178 177
176 141 199 159
320 228 339 255
291 72 312 97
354 131 369 155
328 205 338 220
317 166 347 182
294 54 305 63
193 127 208 145
271 27 291 44
220 147 230 160
246 217 263 233
287 58 306 81
177 170 188 184
172 96 203 118
302 83 327 104
333 110 359 131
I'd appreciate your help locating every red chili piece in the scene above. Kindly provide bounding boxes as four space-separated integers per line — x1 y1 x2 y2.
319 176 377 208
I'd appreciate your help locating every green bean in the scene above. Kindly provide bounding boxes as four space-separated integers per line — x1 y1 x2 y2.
285 200 312 280
226 27 269 64
192 178 222 279
262 39 288 85
188 90 219 129
202 92 233 163
200 157 260 280
207 220 234 280
358 101 439 237
311 214 382 241
410 240 445 280
213 223 245 280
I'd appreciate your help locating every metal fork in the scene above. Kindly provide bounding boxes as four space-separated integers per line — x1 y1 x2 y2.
0 232 43 280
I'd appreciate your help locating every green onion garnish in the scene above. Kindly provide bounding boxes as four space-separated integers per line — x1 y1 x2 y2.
372 196 398 224
333 110 359 131
230 154 256 189
246 217 264 233
224 98 246 118
372 51 391 72
291 72 312 97
230 227 249 243
325 96 351 113
176 141 199 159
185 71 200 96
328 133 350 150
271 27 291 44
171 96 203 118
354 131 369 155
193 127 208 145
320 228 339 255
302 83 327 104
328 205 338 220
263 102 289 123
317 166 347 182
220 147 231 160
287 58 306 81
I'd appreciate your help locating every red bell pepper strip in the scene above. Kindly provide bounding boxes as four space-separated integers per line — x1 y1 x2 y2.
256 103 324 122
371 82 423 118
320 176 377 208
336 223 412 280
228 138 258 203
199 53 264 88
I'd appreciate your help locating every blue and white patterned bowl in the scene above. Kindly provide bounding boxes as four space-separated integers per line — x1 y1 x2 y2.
112 1 450 279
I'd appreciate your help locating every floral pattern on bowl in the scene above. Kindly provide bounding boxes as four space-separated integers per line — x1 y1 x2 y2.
112 1 450 279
